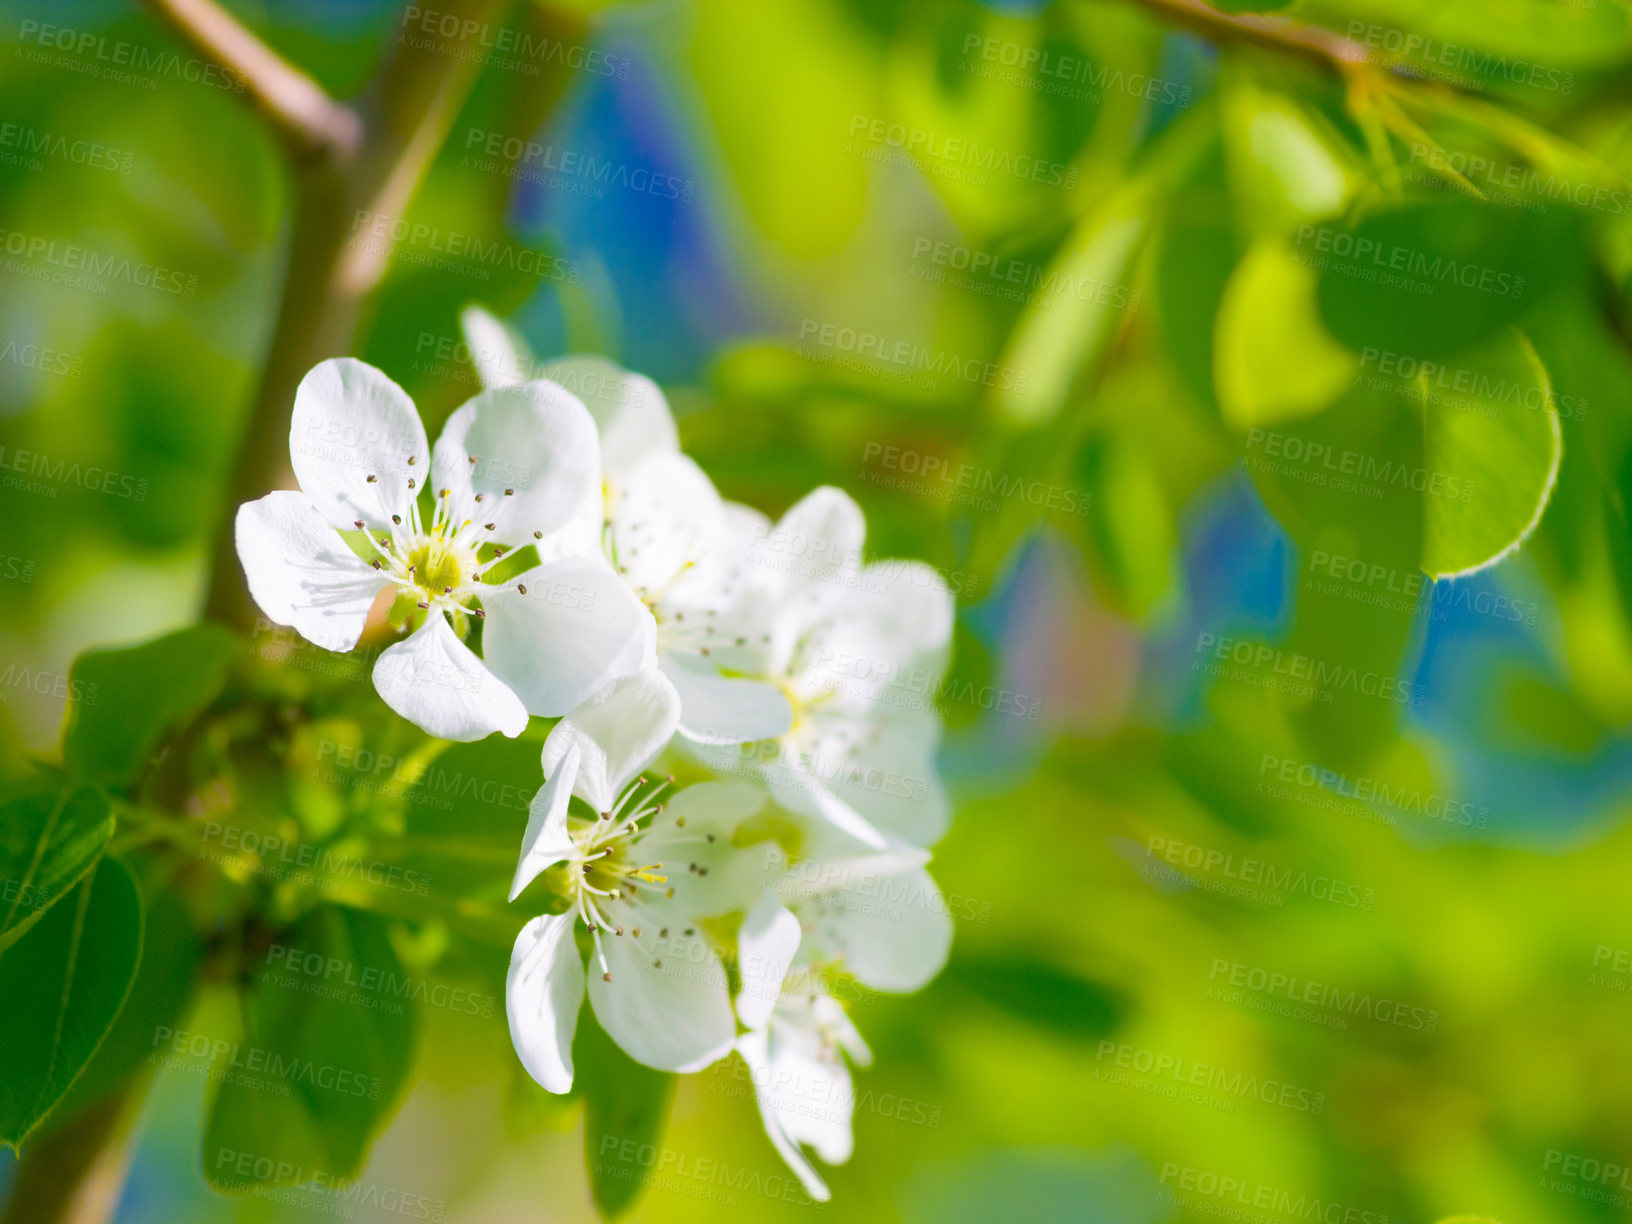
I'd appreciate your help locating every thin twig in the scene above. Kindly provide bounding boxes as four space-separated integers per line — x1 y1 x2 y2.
136 0 363 163
1120 0 1372 71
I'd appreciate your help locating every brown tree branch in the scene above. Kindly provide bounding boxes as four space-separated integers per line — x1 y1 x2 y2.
198 0 584 628
1119 0 1371 72
0 1078 147 1224
136 0 363 162
1123 0 1371 68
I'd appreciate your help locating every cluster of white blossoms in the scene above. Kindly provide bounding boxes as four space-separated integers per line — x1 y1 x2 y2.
234 309 957 1201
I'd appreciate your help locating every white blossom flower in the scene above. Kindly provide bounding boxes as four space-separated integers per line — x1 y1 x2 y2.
686 487 956 848
459 306 675 499
732 836 953 1201
506 669 770 1088
459 307 794 745
235 358 651 742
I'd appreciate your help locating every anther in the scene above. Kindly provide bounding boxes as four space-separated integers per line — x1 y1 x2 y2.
485 523 496 531
603 972 613 982
533 531 542 539
407 455 417 465
353 519 364 529
392 514 402 525
504 488 514 496
517 583 527 595
366 474 377 483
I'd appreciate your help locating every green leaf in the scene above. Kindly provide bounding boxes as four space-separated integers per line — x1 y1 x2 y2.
1216 239 1359 430
1315 200 1577 359
1417 331 1562 576
943 954 1125 1045
399 733 541 900
992 181 1151 425
52 881 202 1119
0 785 114 955
62 625 240 787
577 1011 677 1221
1237 379 1425 768
0 856 143 1149
1079 434 1178 618
1153 144 1236 414
203 906 417 1191
1221 76 1354 235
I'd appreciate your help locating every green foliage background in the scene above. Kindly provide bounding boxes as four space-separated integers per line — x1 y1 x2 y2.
1 0 1631 1221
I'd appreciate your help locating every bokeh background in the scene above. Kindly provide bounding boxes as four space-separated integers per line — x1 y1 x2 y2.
3 0 1632 1221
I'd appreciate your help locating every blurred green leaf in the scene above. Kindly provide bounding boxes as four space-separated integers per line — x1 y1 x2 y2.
1420 331 1561 576
203 906 417 1191
1316 200 1577 358
63 625 239 787
1216 238 1359 429
576 1011 677 1221
944 953 1125 1044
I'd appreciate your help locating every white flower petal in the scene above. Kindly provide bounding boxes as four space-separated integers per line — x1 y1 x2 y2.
773 847 931 905
766 1025 855 1165
791 572 952 706
609 452 722 601
639 781 774 916
587 921 735 1073
663 658 792 745
813 992 872 1067
736 890 802 1031
481 557 654 718
816 707 948 846
236 491 386 652
372 614 529 741
289 358 427 531
805 864 952 993
541 355 676 483
459 305 533 388
430 380 599 544
507 912 585 1094
763 486 867 593
539 670 681 812
737 1030 831 1203
511 741 580 901
761 766 890 850
859 559 955 661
